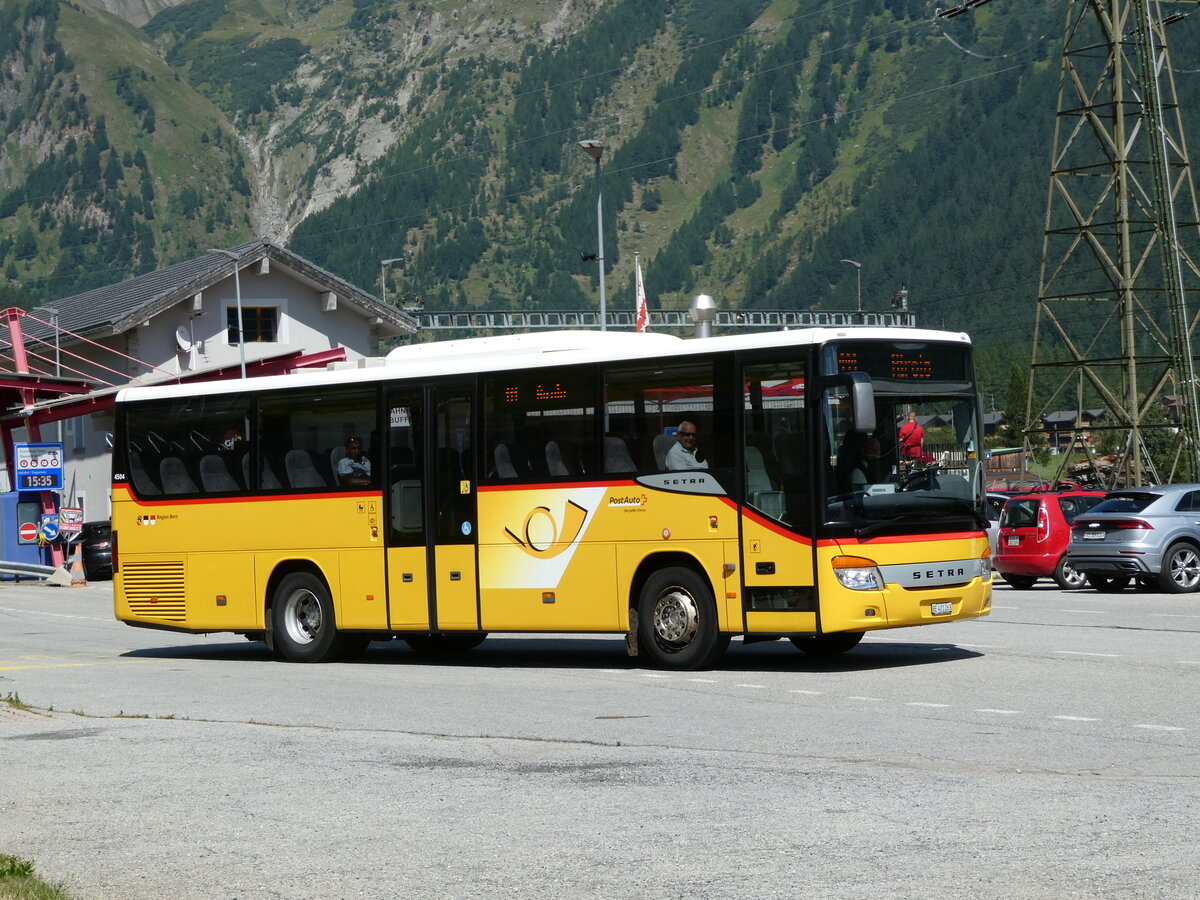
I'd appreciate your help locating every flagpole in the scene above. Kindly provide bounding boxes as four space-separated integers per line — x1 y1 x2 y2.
635 252 648 333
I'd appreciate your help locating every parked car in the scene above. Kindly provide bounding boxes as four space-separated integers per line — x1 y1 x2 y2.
78 520 112 580
1067 485 1200 593
995 490 1107 589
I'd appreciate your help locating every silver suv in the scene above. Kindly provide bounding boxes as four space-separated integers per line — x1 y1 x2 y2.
1066 484 1200 593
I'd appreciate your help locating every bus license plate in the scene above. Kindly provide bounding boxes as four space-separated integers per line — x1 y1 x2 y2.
931 602 953 616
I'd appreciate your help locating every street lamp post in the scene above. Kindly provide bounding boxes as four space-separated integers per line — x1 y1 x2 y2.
380 257 405 305
209 248 246 379
579 140 606 331
841 259 862 313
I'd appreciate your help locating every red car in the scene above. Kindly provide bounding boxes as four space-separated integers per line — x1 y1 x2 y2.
995 490 1107 589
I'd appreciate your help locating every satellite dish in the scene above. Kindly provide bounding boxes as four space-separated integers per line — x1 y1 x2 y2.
175 325 194 352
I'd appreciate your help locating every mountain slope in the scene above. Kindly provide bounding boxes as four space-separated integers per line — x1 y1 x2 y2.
3 0 1200 409
0 0 254 296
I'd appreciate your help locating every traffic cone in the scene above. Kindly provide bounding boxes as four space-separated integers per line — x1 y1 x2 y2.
69 545 87 587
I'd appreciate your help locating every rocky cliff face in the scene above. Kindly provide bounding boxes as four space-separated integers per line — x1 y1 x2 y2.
85 0 186 28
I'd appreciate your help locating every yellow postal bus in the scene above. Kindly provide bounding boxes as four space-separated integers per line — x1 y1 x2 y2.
112 328 991 668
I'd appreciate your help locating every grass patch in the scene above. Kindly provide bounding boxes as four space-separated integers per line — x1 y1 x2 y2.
0 853 73 900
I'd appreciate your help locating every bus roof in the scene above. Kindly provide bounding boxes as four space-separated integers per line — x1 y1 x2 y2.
114 327 972 404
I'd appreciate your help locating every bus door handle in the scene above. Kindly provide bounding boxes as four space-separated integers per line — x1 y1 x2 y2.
449 571 461 581
756 562 776 575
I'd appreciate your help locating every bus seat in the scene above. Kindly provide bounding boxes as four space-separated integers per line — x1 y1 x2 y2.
330 445 346 479
261 457 283 490
653 433 675 470
604 436 637 474
285 449 326 489
545 440 571 476
159 456 199 494
129 450 161 495
241 454 281 491
746 446 786 519
200 454 239 493
494 443 518 479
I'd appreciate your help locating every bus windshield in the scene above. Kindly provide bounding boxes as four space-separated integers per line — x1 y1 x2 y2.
820 339 985 537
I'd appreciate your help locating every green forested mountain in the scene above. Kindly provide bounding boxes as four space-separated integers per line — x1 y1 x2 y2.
3 0 1200 403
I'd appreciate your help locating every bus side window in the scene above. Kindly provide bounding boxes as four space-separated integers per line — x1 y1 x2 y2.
482 370 596 483
605 358 730 477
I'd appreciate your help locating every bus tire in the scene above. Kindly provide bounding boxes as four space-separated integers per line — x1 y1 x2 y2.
271 572 341 663
789 632 864 655
403 633 488 654
636 566 728 670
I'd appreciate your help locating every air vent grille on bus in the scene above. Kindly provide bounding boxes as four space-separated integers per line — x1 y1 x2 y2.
123 560 187 622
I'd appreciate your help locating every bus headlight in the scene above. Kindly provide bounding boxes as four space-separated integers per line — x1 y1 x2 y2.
980 550 993 580
832 555 884 591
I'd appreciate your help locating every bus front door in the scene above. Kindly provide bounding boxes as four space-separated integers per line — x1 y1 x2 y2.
383 383 479 632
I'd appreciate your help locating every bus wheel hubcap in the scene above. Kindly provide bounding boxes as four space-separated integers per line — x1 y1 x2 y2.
285 590 322 645
653 589 699 647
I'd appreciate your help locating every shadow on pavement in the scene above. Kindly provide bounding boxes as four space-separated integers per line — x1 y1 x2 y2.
122 635 983 673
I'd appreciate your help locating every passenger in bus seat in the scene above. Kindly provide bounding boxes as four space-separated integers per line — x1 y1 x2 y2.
666 421 708 470
336 436 372 486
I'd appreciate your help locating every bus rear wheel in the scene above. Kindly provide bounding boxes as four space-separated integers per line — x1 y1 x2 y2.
637 566 728 670
271 572 342 663
789 632 864 655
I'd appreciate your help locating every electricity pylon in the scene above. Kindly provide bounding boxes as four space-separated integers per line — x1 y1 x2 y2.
1028 0 1200 487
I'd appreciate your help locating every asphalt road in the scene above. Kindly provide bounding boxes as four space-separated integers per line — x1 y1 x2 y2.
1 578 1197 899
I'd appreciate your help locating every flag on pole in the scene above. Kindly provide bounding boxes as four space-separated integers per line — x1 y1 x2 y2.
635 253 649 333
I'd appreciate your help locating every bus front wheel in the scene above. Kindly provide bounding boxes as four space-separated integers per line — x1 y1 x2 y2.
637 566 728 670
271 572 342 663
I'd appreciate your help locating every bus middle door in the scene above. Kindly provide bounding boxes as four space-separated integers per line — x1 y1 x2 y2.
428 383 479 630
385 382 479 632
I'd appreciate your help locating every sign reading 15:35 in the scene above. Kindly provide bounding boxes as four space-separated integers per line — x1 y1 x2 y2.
14 442 64 491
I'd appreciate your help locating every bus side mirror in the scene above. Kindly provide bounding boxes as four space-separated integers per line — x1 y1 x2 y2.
848 373 876 433
819 371 876 434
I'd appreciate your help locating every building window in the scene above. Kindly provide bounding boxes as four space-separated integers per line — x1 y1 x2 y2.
227 306 278 344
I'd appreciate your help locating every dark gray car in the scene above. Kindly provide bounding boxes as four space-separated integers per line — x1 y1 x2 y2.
1066 484 1200 593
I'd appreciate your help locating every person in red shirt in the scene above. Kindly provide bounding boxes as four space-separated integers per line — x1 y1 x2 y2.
899 411 924 461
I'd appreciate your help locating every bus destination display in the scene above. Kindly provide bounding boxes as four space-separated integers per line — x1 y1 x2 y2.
835 343 966 381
